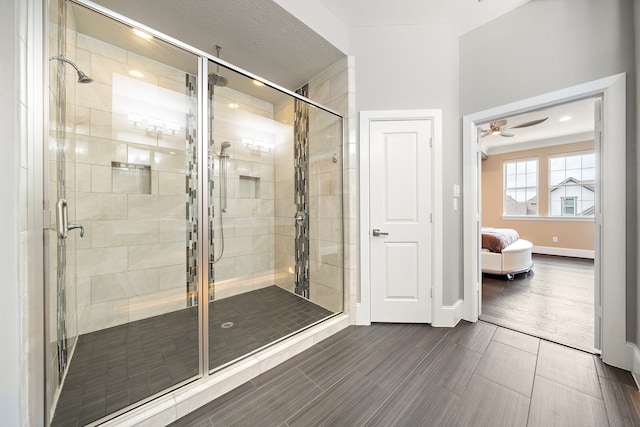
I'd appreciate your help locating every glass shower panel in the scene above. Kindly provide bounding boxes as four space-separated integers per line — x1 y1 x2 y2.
47 2 201 425
207 61 343 372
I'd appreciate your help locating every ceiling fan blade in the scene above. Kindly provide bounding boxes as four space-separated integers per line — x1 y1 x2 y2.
493 119 508 127
500 132 515 137
508 117 548 129
480 130 492 138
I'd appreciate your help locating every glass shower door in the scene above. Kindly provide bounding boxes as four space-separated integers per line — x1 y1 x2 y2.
46 2 201 425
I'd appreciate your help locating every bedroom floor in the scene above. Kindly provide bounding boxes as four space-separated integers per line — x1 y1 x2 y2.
481 254 595 353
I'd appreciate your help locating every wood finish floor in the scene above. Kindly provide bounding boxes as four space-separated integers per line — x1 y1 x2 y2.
481 254 595 352
171 321 640 427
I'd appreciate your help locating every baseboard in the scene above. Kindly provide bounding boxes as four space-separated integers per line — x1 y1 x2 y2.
532 245 594 259
630 342 640 389
432 299 463 327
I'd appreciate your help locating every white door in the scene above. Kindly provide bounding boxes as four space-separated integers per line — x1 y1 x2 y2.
370 119 432 323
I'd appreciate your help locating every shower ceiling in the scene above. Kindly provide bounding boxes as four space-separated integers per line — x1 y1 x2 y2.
86 0 346 92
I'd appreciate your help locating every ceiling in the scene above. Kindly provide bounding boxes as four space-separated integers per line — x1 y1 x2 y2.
90 0 346 91
316 0 530 35
479 97 596 156
87 0 530 93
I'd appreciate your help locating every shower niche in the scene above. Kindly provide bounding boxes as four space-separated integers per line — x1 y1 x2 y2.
239 175 260 199
46 1 345 425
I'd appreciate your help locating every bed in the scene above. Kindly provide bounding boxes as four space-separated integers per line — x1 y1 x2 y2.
481 227 533 279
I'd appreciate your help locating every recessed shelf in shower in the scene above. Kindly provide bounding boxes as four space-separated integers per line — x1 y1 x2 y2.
239 175 260 199
111 161 152 194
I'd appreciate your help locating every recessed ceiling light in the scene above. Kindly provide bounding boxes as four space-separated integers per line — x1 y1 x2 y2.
253 80 265 87
559 116 572 122
228 103 239 109
132 28 153 40
129 70 144 78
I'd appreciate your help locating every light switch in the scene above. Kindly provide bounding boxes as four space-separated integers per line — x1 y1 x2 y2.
453 184 460 198
453 198 458 211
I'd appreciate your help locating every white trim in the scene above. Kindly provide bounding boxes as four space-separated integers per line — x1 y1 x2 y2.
432 299 463 328
100 315 350 426
501 215 594 222
630 342 640 389
532 245 595 259
463 73 629 370
485 131 594 156
358 110 444 326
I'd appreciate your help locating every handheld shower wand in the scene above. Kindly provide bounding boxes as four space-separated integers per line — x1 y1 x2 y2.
212 142 232 265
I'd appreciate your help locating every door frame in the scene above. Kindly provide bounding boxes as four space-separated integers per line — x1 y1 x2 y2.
462 73 630 370
358 110 444 326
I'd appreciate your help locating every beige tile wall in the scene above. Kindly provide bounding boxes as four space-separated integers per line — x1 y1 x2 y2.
209 86 277 300
69 32 193 334
273 57 352 314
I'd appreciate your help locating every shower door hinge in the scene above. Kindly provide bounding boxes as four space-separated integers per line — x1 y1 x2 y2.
43 210 51 229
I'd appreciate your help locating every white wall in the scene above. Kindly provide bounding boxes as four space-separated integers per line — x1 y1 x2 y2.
0 0 21 423
351 23 462 304
272 0 349 54
460 0 637 341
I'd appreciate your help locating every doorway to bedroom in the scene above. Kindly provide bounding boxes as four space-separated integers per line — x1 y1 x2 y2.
477 97 597 353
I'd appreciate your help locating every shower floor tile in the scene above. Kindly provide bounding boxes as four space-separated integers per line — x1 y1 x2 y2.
51 285 333 427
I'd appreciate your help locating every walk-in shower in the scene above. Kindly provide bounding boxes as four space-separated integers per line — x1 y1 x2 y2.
46 1 345 425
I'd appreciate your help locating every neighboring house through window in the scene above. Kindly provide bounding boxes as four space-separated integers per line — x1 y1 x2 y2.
549 152 595 216
504 158 538 216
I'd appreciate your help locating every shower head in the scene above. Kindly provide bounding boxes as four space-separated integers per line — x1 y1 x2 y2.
49 55 93 83
219 141 231 157
210 45 228 87
209 72 228 87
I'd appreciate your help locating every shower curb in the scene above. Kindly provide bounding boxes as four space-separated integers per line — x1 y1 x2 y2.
98 314 350 427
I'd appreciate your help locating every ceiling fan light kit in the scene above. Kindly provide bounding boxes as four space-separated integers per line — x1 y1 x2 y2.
480 117 548 138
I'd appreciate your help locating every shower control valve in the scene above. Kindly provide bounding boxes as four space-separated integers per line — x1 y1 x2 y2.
295 212 306 226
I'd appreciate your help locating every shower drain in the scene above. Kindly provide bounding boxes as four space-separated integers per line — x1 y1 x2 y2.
221 322 234 329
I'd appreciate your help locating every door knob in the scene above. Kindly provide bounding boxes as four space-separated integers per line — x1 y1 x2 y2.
372 229 389 237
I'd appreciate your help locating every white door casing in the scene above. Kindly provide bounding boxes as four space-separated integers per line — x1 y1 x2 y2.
358 110 444 326
369 120 432 323
463 73 627 370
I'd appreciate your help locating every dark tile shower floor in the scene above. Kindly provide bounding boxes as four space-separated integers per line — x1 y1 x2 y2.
51 286 333 426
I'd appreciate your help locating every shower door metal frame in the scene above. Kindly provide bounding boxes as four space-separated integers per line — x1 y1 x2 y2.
197 57 210 376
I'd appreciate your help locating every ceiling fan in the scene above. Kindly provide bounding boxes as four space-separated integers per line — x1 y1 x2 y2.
480 117 548 138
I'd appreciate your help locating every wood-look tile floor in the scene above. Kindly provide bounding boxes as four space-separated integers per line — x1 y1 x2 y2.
51 286 331 427
170 321 640 427
481 254 595 352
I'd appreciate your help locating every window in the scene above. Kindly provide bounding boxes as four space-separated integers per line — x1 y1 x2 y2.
561 197 577 215
549 152 595 216
504 158 538 216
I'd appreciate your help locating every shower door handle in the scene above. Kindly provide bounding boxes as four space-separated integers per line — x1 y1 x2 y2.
372 229 389 237
56 199 85 238
56 199 69 239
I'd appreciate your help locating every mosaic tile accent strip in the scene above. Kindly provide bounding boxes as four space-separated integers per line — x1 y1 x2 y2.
185 74 199 306
294 84 310 298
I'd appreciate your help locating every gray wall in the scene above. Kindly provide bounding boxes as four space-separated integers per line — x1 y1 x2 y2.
460 0 637 342
635 0 640 349
350 23 463 304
